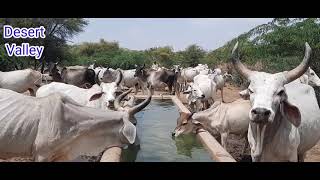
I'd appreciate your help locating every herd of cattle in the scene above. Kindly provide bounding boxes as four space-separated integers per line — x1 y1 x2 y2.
0 42 320 162
173 42 320 162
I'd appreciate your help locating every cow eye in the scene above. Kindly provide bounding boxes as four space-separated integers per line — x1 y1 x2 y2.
311 73 315 76
248 88 253 94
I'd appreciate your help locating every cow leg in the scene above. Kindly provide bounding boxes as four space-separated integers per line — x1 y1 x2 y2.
242 136 249 155
141 82 147 95
221 132 228 150
298 153 305 162
141 85 146 94
134 83 139 95
221 88 225 103
175 83 180 97
167 82 174 95
34 154 50 162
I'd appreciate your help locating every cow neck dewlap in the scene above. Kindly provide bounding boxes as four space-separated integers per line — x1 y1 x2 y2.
249 108 282 159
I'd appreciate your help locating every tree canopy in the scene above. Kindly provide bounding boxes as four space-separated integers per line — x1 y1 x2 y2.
0 18 88 71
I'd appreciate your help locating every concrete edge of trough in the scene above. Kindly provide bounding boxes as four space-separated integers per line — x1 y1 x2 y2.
100 94 236 162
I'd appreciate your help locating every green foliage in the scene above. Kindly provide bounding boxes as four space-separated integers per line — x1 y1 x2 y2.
0 18 88 71
181 44 206 67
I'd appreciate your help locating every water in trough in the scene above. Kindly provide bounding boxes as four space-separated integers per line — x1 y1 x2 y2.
121 99 213 162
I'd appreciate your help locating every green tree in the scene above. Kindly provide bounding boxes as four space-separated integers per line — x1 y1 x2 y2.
0 18 88 71
182 44 206 67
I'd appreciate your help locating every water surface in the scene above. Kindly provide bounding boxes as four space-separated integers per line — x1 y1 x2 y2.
121 99 213 162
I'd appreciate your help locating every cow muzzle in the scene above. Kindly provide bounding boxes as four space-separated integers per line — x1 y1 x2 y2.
250 107 271 124
171 131 176 137
106 100 115 108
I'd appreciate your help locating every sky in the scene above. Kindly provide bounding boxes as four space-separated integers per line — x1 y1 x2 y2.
70 18 272 52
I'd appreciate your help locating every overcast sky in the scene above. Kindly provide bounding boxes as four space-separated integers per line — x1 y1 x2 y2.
70 18 272 51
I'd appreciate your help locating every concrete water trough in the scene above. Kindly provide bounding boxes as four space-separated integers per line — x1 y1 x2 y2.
100 94 236 162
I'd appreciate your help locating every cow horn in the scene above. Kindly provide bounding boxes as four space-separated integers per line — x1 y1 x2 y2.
114 89 133 111
231 41 252 79
284 42 312 84
115 70 123 86
129 85 152 115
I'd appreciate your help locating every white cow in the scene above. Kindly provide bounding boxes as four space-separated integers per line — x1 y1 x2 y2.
293 67 320 87
184 74 217 112
95 67 142 94
195 64 211 75
0 88 150 162
209 68 226 102
232 42 320 162
0 69 42 96
181 67 199 83
36 70 123 109
172 99 251 154
151 62 161 71
93 67 107 82
119 69 140 94
173 65 186 92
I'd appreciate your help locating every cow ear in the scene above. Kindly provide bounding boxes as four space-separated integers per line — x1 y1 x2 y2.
89 92 104 101
121 119 137 144
281 100 301 127
239 89 250 100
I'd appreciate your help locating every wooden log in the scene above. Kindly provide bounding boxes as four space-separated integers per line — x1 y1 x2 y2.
171 95 190 113
100 147 122 162
197 130 236 162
